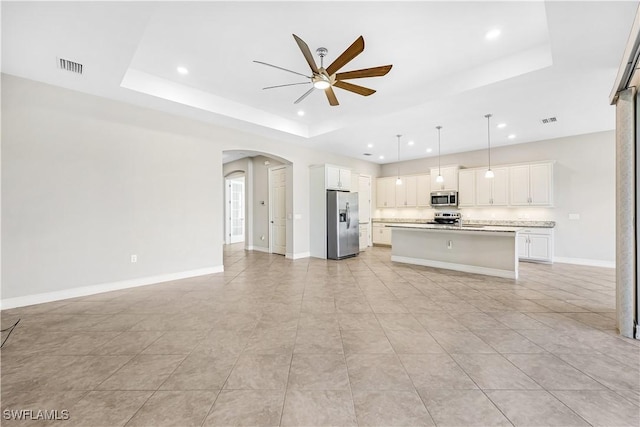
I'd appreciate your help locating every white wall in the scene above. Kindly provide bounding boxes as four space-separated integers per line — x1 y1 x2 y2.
378 131 616 265
1 74 380 304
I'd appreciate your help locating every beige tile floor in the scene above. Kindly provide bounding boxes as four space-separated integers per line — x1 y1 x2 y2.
1 245 639 426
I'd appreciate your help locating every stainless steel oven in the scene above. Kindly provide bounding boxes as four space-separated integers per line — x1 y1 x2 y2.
430 191 458 207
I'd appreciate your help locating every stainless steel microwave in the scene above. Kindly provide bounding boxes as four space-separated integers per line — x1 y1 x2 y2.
431 191 458 207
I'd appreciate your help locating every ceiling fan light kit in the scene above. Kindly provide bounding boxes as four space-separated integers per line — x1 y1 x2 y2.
254 34 392 106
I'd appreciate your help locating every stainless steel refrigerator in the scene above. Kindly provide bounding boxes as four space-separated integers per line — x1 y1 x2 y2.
327 190 359 260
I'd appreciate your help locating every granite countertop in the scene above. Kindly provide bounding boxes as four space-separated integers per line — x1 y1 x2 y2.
388 223 522 233
372 218 555 228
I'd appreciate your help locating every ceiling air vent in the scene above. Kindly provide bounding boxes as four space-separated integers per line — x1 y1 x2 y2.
363 153 372 156
541 117 557 124
58 58 83 75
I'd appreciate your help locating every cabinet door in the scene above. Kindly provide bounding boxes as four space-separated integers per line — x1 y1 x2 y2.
528 234 551 261
395 179 407 207
509 165 530 205
376 178 395 208
416 174 431 206
359 224 369 250
380 227 392 245
529 163 552 206
442 167 458 191
404 176 417 206
475 170 492 206
458 170 475 206
491 167 509 206
326 166 341 189
517 234 529 258
339 168 352 191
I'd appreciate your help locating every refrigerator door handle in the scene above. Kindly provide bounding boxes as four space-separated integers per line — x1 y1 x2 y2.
346 202 350 229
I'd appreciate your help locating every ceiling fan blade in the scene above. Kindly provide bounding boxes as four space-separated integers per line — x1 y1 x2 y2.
325 36 365 76
325 87 339 106
294 87 315 104
333 80 376 96
292 34 319 74
253 60 310 79
263 82 311 90
336 65 393 80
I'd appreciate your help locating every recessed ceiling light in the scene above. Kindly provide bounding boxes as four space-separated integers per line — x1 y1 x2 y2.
508 134 516 139
297 110 305 116
367 143 373 148
485 28 501 40
177 66 189 75
379 155 385 160
408 140 415 146
426 148 433 153
497 123 507 129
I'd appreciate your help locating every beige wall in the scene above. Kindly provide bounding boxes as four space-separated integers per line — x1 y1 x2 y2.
378 131 616 265
1 74 379 302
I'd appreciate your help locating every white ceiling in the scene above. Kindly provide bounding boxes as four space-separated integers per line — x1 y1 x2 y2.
2 1 637 164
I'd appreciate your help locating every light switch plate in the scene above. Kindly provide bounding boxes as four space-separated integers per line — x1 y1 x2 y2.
569 213 580 220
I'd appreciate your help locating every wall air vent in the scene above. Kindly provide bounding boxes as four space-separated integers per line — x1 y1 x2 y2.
541 117 557 124
58 58 83 74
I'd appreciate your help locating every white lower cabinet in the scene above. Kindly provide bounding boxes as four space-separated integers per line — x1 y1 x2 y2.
518 228 553 263
372 224 392 245
359 224 370 250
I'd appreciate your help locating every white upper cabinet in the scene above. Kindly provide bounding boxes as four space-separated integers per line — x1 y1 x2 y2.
416 174 431 206
376 177 396 208
326 165 352 191
457 169 475 207
430 166 459 191
509 162 553 206
476 167 508 206
395 175 417 207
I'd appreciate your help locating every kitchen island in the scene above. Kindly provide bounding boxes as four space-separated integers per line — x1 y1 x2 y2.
389 224 521 279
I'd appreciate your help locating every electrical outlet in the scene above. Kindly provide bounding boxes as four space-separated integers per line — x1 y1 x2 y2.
130 254 137 263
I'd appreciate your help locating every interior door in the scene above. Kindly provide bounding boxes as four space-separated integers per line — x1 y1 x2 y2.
270 167 287 255
227 177 245 244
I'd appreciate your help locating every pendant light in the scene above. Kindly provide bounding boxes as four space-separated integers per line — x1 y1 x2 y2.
395 134 403 186
484 113 495 179
436 126 444 183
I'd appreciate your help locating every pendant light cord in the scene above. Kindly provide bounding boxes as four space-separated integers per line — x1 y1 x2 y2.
485 114 492 170
396 134 402 179
436 126 442 176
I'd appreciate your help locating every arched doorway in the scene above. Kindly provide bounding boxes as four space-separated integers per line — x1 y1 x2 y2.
222 150 293 263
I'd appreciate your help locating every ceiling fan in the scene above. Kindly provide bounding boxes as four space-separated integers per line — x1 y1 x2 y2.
254 34 392 106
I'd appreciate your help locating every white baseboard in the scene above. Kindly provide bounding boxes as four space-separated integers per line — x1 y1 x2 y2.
286 252 310 260
554 257 615 268
0 265 224 310
392 255 517 279
247 246 270 253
